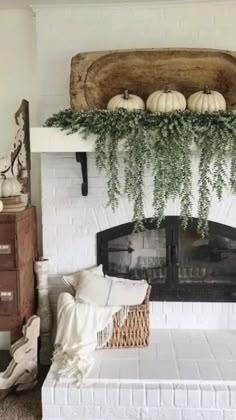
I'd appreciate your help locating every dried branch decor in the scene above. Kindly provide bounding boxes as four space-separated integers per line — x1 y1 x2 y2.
45 109 236 237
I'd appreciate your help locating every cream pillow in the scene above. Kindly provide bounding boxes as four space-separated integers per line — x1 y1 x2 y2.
75 270 148 306
62 264 104 295
106 275 148 306
75 270 111 306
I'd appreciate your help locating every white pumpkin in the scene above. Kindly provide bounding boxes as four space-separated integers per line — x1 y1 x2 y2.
146 87 186 113
0 178 21 198
187 86 226 112
107 90 145 111
0 200 3 212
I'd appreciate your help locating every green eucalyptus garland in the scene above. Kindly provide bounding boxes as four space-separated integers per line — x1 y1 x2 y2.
45 108 236 237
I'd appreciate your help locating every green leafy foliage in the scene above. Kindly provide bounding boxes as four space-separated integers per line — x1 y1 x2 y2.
45 109 236 237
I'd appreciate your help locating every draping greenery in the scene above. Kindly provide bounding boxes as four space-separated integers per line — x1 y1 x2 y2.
45 109 236 237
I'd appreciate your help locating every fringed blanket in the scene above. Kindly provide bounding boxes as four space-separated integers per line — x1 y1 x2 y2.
51 293 128 384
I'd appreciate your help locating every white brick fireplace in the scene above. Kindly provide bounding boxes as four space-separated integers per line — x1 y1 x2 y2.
32 0 236 315
35 142 236 333
31 2 236 419
38 145 236 419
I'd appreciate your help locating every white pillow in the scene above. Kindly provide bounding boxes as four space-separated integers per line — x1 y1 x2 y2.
62 264 104 295
75 271 148 306
106 275 148 306
75 270 111 305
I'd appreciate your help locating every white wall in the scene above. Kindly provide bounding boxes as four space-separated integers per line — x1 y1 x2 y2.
0 9 37 154
0 8 41 243
33 1 236 123
0 8 39 349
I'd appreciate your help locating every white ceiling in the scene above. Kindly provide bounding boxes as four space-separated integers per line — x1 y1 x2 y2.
0 0 234 9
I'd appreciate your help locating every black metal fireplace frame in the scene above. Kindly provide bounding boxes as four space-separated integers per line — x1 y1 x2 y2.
97 217 236 302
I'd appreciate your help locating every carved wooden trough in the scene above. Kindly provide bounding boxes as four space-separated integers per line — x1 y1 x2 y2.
70 48 236 111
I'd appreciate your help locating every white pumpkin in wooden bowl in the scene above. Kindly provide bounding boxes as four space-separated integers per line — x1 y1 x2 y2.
146 87 186 113
0 200 3 212
107 90 145 111
187 86 226 112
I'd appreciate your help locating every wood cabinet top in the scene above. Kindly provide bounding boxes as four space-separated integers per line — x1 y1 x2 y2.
0 207 36 223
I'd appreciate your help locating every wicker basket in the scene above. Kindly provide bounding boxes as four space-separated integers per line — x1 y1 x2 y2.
104 286 151 349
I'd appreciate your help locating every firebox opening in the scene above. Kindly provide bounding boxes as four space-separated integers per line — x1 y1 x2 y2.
97 217 236 302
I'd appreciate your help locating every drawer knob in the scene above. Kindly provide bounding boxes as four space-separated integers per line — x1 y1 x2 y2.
0 291 14 301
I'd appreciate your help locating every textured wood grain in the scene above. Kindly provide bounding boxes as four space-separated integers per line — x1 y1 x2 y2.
0 207 37 341
70 48 236 111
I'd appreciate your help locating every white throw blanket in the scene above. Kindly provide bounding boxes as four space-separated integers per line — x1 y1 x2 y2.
51 270 148 385
51 292 124 384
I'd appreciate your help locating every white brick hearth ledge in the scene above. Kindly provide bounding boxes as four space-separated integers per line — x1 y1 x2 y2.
43 329 236 420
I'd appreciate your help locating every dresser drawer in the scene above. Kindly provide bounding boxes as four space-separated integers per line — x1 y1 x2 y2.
0 272 17 316
0 223 16 269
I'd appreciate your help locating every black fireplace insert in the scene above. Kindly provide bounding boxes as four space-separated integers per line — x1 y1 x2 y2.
97 217 236 302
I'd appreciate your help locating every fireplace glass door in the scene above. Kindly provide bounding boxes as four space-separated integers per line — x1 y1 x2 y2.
178 227 236 284
97 217 236 301
105 228 168 284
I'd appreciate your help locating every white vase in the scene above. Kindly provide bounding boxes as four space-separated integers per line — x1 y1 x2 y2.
34 258 52 364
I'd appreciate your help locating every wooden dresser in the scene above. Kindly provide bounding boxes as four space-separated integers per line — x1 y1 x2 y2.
0 207 37 341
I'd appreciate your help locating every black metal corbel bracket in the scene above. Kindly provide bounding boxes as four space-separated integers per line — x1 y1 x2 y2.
75 152 88 196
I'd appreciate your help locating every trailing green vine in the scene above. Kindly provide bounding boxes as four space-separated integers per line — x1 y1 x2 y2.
45 109 236 237
124 126 151 231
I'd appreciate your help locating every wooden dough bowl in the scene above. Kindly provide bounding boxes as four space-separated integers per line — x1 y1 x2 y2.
70 48 236 111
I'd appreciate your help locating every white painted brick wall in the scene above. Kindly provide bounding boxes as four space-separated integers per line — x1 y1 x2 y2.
33 1 236 335
33 1 236 125
42 152 236 330
42 376 236 420
35 4 236 419
187 385 201 409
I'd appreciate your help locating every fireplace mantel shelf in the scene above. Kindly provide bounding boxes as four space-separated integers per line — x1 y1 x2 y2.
30 127 97 153
30 127 200 153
